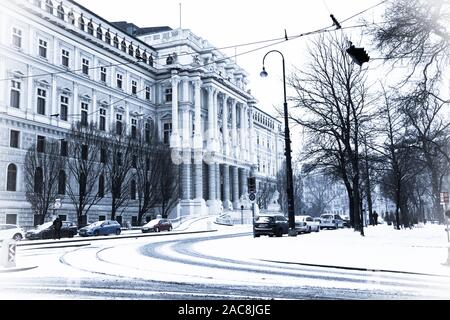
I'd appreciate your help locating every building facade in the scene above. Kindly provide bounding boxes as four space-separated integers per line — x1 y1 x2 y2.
0 0 283 226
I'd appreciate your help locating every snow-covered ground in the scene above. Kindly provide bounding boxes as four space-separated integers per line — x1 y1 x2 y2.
1 217 450 299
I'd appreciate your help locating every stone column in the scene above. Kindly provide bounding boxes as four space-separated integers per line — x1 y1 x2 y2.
51 75 57 117
26 66 34 115
181 77 190 148
216 163 221 201
222 94 229 155
239 105 245 156
239 168 246 198
194 151 203 200
193 78 202 149
243 104 248 160
208 163 216 201
207 86 215 150
249 106 256 164
231 99 237 157
0 56 6 111
232 166 239 207
223 164 230 207
170 75 180 148
181 150 191 200
193 79 203 200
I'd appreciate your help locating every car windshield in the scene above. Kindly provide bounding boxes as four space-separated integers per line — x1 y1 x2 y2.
89 221 104 227
255 216 273 223
36 222 53 230
322 215 333 219
146 219 161 226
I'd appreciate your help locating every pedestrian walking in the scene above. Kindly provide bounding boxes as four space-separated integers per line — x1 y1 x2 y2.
373 211 379 225
53 216 62 240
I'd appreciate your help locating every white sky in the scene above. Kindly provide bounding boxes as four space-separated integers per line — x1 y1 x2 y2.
75 0 387 152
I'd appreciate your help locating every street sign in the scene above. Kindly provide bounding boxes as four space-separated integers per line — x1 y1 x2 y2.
440 192 449 205
249 192 256 202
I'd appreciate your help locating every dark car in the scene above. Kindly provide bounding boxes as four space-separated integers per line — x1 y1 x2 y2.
78 220 122 237
25 221 78 240
141 218 173 233
253 214 289 238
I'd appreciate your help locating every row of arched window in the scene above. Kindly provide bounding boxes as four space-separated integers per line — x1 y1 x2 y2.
33 0 155 67
6 163 137 200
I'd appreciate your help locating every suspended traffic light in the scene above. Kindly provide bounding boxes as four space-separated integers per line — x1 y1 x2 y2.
346 43 370 66
247 176 256 193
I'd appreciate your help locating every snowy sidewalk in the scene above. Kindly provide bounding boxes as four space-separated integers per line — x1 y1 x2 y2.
194 223 450 277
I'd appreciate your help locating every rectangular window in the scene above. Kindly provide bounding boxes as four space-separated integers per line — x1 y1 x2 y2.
6 214 17 225
100 148 107 164
37 135 45 153
165 88 172 102
100 67 107 83
163 123 172 145
145 86 151 101
60 95 68 121
116 74 123 89
60 140 68 157
38 39 47 58
10 130 20 148
81 144 88 160
99 108 106 131
145 122 151 142
82 58 89 75
10 80 20 108
12 27 22 48
37 88 46 115
131 80 137 95
61 49 69 67
81 102 88 126
116 114 123 135
131 119 137 139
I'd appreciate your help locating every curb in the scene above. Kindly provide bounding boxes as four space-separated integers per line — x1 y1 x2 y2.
0 265 38 273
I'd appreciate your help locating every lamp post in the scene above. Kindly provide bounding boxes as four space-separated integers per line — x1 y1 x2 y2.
260 50 296 237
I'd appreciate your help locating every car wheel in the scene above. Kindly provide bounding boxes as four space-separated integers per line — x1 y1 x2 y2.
168 226 172 232
115 229 121 235
68 233 74 238
276 228 283 237
94 230 99 236
13 233 22 241
335 223 339 229
308 226 312 233
155 227 160 232
316 227 320 232
253 234 260 238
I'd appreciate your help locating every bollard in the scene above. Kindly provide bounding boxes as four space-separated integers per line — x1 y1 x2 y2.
0 239 16 268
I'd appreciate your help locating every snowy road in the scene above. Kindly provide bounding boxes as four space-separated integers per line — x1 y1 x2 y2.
1 221 450 299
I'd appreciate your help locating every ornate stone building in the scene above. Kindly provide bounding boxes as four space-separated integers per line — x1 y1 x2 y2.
0 0 284 226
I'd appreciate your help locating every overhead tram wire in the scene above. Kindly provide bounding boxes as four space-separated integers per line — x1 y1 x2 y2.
1 0 389 82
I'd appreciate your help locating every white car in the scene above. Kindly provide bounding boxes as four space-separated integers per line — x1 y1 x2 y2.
295 215 320 232
319 214 344 229
0 224 25 241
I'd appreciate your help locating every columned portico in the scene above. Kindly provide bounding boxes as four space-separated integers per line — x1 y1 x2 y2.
170 75 181 148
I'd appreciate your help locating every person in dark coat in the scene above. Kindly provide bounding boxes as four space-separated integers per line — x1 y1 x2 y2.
373 211 379 225
53 217 62 240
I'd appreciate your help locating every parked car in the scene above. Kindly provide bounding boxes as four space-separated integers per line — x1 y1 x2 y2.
341 215 352 228
0 224 25 241
295 215 320 233
141 218 173 233
78 220 121 237
253 214 289 237
25 221 78 240
319 214 344 229
294 216 309 234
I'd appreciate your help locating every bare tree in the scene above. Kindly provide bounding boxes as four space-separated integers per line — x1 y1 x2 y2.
132 124 164 225
288 34 373 234
106 127 134 221
302 172 336 216
369 0 450 98
256 178 276 211
66 122 108 226
277 161 303 215
24 139 66 225
157 148 179 218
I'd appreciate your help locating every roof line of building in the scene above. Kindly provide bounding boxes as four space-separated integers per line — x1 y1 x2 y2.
66 0 158 53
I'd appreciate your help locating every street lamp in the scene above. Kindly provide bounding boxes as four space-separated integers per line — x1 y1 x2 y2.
260 50 297 237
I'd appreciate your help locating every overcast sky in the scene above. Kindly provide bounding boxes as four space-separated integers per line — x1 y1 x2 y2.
75 0 387 152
